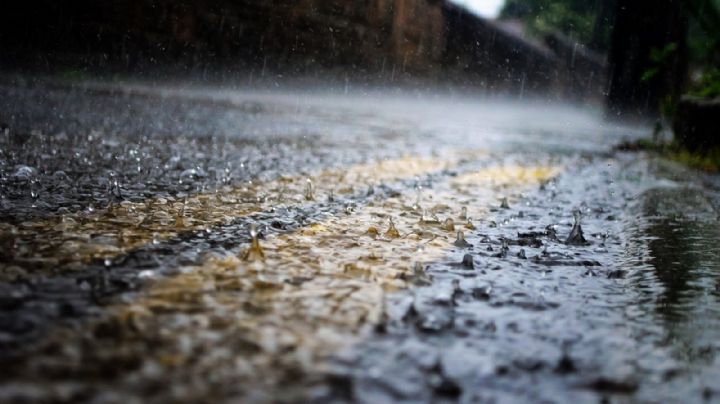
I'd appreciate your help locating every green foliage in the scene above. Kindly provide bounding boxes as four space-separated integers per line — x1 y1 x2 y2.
669 147 720 172
641 43 678 83
685 0 720 66
618 137 720 173
689 68 720 99
683 1 720 100
650 43 679 64
499 0 610 50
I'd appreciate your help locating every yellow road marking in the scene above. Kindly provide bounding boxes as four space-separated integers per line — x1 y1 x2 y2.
0 155 457 278
2 151 561 400
96 163 561 396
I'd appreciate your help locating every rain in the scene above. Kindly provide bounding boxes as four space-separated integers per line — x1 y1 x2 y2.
1 0 720 403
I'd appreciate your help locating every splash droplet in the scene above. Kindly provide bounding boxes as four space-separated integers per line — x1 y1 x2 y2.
453 231 472 248
412 190 422 211
385 218 400 239
500 197 510 209
304 178 315 201
461 254 474 269
242 223 265 261
411 261 431 285
565 209 588 246
175 198 187 228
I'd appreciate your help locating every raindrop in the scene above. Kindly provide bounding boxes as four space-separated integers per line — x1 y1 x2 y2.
500 197 510 209
461 254 474 269
565 209 588 246
545 224 559 241
110 180 123 202
412 179 424 211
175 198 186 228
453 231 472 248
385 218 400 239
442 218 455 232
459 206 468 220
420 209 434 224
242 223 266 261
304 178 315 201
412 261 431 285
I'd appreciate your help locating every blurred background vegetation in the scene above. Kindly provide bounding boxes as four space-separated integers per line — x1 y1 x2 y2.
500 0 614 51
498 0 720 169
685 0 720 98
499 0 720 99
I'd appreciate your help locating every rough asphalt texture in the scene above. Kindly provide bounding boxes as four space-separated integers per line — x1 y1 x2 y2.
1 77 720 403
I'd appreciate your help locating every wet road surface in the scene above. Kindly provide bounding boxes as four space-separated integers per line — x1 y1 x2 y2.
1 77 719 403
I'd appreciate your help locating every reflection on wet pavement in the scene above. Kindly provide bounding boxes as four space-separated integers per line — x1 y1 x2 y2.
1 78 720 403
621 182 720 401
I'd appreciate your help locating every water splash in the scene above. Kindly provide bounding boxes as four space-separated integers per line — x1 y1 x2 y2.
385 217 400 239
565 209 588 246
461 253 474 269
411 261 431 285
500 197 510 209
241 223 265 261
453 230 472 248
304 178 315 201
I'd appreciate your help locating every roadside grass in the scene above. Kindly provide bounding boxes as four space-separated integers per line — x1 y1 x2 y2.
615 138 720 173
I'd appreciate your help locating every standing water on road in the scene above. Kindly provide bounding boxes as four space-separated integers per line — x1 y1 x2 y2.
1 0 720 401
1 79 718 403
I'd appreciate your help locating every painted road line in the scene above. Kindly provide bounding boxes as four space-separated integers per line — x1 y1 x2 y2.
73 163 561 400
0 155 460 278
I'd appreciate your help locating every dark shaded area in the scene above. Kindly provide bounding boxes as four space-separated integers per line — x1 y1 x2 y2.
629 186 720 366
440 3 607 97
0 0 444 75
441 3 559 93
500 0 616 52
606 0 688 119
544 31 607 99
674 96 720 152
0 0 609 99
